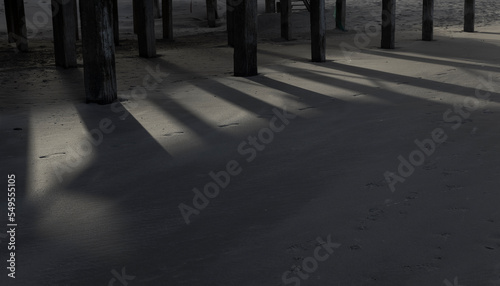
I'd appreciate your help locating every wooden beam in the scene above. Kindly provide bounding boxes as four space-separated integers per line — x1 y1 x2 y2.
335 0 346 31
51 0 77 68
112 0 119 45
154 0 162 18
381 0 395 49
234 0 257 76
226 0 234 47
206 0 217 27
5 0 28 51
422 0 434 41
79 0 117 104
280 0 291 40
74 0 79 40
310 0 325 62
163 0 174 40
464 0 475 32
134 0 157 58
265 0 275 13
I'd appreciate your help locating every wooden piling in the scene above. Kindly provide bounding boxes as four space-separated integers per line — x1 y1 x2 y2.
234 0 257 76
112 0 119 45
74 1 79 40
381 0 395 49
51 0 77 68
266 0 275 13
335 0 346 31
422 0 434 41
207 0 217 27
280 0 291 40
464 0 475 32
226 0 235 47
163 0 174 40
310 0 325 62
79 0 117 104
154 0 162 18
5 0 28 51
134 0 157 58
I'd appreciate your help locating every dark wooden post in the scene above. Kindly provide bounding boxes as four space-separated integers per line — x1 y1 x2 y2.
74 1 79 40
134 0 156 58
112 0 120 45
234 0 257 76
381 0 395 49
265 0 275 13
422 0 434 41
163 0 174 40
335 0 346 30
51 0 77 68
207 0 217 27
154 0 162 18
280 0 291 40
79 0 117 104
5 0 28 51
310 0 325 62
464 0 475 32
226 0 234 47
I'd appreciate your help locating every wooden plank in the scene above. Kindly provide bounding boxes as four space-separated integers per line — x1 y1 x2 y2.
381 0 395 49
422 0 434 41
280 0 291 40
234 0 257 76
464 0 475 32
79 0 117 104
163 0 174 40
226 0 234 47
51 0 77 68
335 0 346 31
206 0 217 27
113 0 120 45
310 0 325 62
134 0 156 58
265 0 275 13
6 0 28 51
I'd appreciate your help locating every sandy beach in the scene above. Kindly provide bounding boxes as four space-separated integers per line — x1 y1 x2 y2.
1 0 500 285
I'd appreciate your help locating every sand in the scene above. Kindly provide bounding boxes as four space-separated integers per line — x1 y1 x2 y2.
1 0 500 285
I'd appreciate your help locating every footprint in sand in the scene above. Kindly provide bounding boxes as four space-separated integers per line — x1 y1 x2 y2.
218 123 239 128
39 152 66 159
162 131 184 137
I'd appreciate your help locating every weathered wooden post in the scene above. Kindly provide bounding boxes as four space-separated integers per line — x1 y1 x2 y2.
226 0 235 47
134 0 157 58
5 0 28 51
74 1 79 40
464 0 475 32
335 0 346 31
112 0 120 45
79 0 117 104
51 0 77 68
154 0 162 18
234 0 257 76
207 0 217 27
310 0 325 62
280 0 291 40
422 0 434 41
163 0 174 40
381 0 395 49
266 0 275 13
